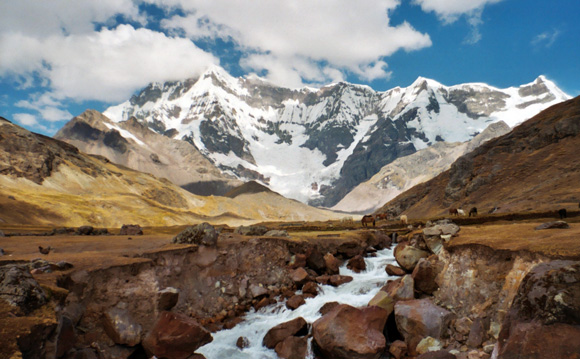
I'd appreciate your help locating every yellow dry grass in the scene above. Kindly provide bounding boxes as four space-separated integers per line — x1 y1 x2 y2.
450 221 580 258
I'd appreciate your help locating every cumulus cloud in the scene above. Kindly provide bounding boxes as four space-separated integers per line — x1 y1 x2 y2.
1 25 218 102
412 0 502 23
158 0 431 87
13 113 50 132
0 0 143 36
413 0 502 44
16 94 73 123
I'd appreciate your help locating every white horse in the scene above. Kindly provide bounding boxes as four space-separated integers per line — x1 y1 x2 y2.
457 209 466 216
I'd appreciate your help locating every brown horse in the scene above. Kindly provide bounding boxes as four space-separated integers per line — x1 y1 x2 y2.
375 213 389 221
449 208 459 216
361 215 375 227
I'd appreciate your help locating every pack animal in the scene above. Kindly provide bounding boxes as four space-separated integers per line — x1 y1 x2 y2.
361 215 375 228
558 208 567 219
400 215 408 225
469 207 478 217
375 213 389 221
457 209 466 216
449 208 459 216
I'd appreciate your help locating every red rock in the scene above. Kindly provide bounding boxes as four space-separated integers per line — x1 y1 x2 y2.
498 321 580 359
394 299 453 355
417 350 457 359
142 311 213 359
347 255 366 273
323 253 341 275
412 256 444 295
466 318 485 348
319 302 340 315
289 254 307 269
312 304 389 359
316 275 331 285
302 281 318 296
289 267 310 288
236 336 250 349
275 335 308 359
262 317 308 349
306 247 326 273
389 340 408 359
382 275 414 301
329 274 353 287
286 295 306 310
254 297 274 311
386 264 406 276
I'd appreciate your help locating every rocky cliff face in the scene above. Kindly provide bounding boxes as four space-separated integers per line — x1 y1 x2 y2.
54 110 242 196
379 95 580 218
333 121 510 213
92 66 569 207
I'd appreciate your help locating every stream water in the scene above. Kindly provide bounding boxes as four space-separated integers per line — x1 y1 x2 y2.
197 247 396 359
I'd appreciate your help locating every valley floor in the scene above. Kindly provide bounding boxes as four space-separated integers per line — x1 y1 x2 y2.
1 213 579 358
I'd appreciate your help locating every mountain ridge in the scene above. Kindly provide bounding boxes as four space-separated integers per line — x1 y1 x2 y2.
376 96 580 218
2 118 344 227
61 65 569 207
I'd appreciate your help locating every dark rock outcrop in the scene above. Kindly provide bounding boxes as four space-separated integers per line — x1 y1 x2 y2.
172 222 218 247
235 225 268 236
0 265 47 314
497 260 580 358
119 224 143 235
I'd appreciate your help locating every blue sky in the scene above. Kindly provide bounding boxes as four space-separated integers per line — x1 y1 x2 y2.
1 0 578 136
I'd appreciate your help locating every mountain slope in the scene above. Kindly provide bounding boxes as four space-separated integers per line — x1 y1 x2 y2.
0 117 343 227
376 96 580 218
332 121 511 213
92 66 570 207
54 110 242 196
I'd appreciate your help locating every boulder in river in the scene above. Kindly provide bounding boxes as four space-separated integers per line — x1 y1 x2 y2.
312 304 389 359
263 317 308 349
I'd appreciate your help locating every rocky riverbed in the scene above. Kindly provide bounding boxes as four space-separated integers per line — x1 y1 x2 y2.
1 218 579 358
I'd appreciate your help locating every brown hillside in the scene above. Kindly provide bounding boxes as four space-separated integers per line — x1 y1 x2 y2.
0 118 343 227
378 96 580 218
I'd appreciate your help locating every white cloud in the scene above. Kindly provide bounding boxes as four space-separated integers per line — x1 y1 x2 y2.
413 0 502 44
0 0 144 36
532 29 561 48
13 113 50 132
412 0 502 23
158 0 431 87
1 25 218 102
13 113 38 126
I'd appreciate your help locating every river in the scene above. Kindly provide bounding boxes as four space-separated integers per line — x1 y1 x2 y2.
197 247 396 358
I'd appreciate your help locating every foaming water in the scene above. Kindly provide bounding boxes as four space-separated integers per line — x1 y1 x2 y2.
197 248 396 359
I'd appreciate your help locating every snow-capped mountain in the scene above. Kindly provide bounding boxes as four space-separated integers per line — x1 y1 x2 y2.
102 65 569 207
332 121 511 214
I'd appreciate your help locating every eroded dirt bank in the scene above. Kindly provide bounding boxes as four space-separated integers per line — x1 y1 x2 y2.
1 227 393 358
1 220 580 359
